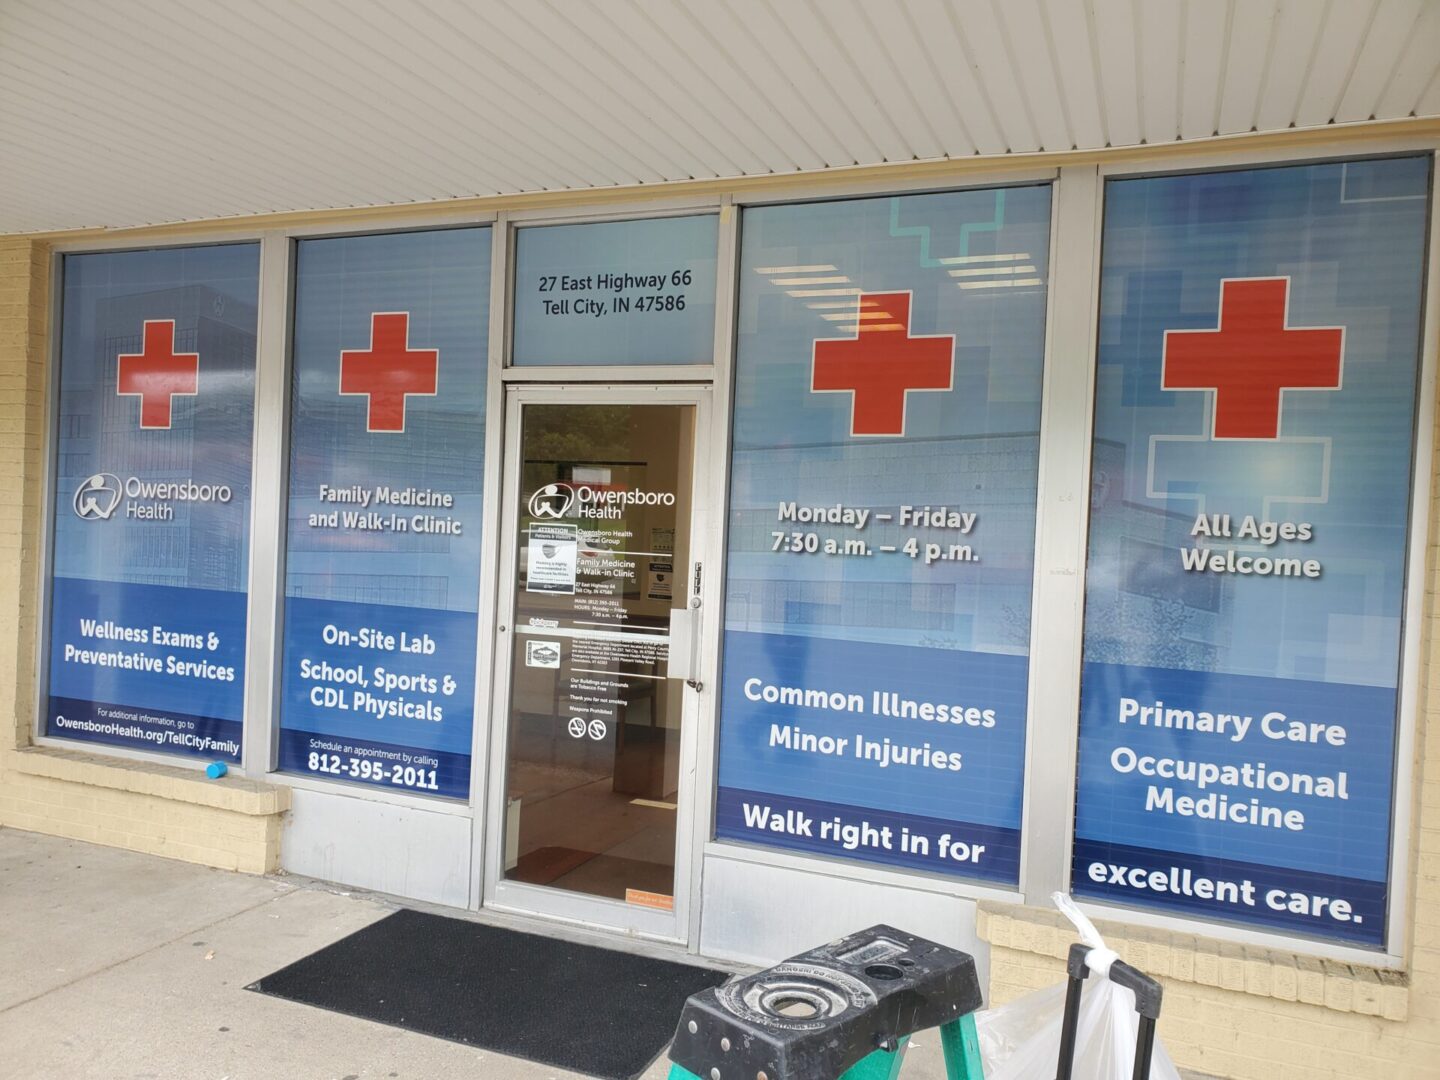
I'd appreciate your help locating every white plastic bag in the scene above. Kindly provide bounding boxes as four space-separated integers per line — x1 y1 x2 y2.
974 894 1182 1080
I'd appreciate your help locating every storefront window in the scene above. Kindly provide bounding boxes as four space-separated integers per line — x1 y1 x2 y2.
276 227 490 798
715 185 1053 884
1073 156 1433 946
511 214 717 366
44 244 260 762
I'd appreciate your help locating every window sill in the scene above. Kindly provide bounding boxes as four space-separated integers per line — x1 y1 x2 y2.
977 902 1409 1021
10 745 290 817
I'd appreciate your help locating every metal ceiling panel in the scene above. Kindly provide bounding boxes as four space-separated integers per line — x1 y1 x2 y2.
1044 0 1106 149
1093 0 1142 149
1136 0 1182 146
1 0 1436 233
1217 1 1279 136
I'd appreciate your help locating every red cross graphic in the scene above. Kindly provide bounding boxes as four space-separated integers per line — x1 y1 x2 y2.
1163 278 1344 440
812 292 954 437
339 312 439 433
116 320 199 430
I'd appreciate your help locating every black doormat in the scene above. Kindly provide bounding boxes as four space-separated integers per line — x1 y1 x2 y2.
246 908 731 1080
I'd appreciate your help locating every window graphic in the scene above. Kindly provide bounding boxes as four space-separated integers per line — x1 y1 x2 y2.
277 228 491 799
45 244 260 762
716 185 1053 885
116 320 201 430
1073 156 1433 947
338 312 440 433
810 291 954 437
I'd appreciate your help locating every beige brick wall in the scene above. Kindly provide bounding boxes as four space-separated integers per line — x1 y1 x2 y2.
980 905 1438 1079
0 761 281 874
0 236 287 874
0 237 48 752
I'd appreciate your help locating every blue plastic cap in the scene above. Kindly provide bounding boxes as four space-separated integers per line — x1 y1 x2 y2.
205 761 228 779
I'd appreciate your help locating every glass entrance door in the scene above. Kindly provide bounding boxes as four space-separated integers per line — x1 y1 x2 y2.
484 388 708 939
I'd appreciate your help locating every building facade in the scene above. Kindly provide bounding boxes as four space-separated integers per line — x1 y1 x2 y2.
3 72 1440 1080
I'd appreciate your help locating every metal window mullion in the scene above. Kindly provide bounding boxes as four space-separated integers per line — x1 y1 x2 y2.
1384 148 1440 958
1017 165 1104 904
32 250 65 749
240 233 294 775
684 195 739 951
468 213 512 908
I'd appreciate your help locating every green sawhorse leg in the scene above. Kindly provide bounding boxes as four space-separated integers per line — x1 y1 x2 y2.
667 1013 985 1080
939 1014 985 1079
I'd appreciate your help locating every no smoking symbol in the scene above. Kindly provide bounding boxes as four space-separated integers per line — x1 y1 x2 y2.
566 717 586 739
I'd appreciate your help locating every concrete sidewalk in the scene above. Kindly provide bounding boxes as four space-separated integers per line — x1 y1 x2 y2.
0 827 962 1080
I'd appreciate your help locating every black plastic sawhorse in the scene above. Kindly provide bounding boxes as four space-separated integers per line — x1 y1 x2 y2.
666 925 985 1080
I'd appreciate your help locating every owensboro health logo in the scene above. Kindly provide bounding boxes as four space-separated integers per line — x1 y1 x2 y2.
73 474 122 520
528 483 574 520
72 473 232 522
526 482 673 522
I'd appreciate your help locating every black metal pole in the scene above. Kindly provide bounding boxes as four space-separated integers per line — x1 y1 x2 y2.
1054 971 1086 1080
1131 1015 1157 1080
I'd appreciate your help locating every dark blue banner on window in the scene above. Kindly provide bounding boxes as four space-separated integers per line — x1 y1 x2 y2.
1074 157 1432 946
277 228 490 799
46 245 260 762
717 186 1052 884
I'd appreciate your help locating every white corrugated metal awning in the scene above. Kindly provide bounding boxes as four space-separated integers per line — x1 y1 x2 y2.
2 0 1438 233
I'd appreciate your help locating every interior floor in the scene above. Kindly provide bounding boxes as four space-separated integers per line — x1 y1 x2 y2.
507 759 677 901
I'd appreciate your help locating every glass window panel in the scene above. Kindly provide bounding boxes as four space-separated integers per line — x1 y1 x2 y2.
1073 156 1433 947
45 244 260 762
512 215 717 366
277 227 490 798
716 185 1053 885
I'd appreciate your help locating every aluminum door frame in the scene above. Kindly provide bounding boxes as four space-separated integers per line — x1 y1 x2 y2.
480 382 715 943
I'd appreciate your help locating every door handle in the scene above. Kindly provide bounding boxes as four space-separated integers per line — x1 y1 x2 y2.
668 595 704 692
685 595 703 691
